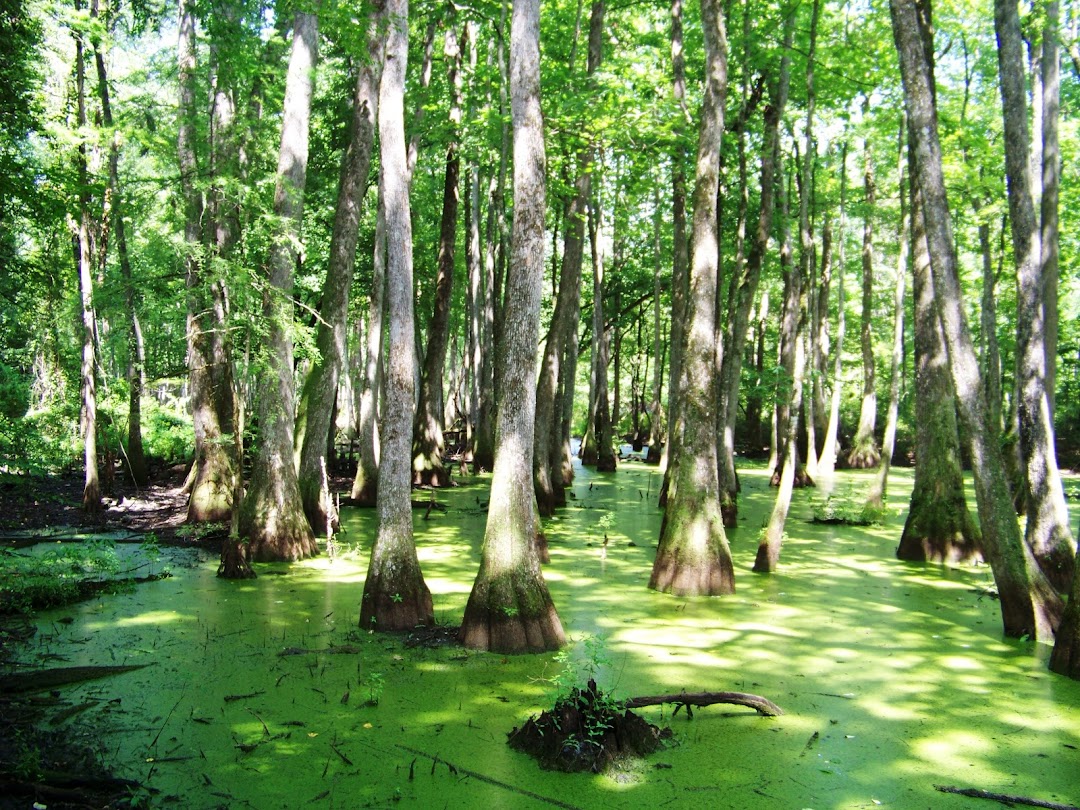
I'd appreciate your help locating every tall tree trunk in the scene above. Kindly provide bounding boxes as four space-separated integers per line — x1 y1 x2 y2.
647 180 665 457
866 117 908 511
890 0 1062 639
818 141 848 478
238 11 319 562
715 8 793 523
73 10 99 513
590 182 617 473
461 0 565 653
350 193 387 504
182 0 238 525
848 137 879 468
897 167 980 562
534 0 603 514
797 0 821 482
298 2 385 528
413 20 465 488
995 0 1075 591
658 0 691 504
360 0 434 631
649 0 735 596
91 14 148 487
1042 1 1060 423
755 164 805 572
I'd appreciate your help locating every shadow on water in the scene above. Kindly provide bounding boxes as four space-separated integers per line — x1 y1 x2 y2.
10 461 1080 808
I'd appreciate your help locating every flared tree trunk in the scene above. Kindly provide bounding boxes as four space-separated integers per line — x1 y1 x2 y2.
716 9 793 523
847 139 879 469
649 0 735 596
238 12 319 562
890 0 1062 640
359 0 435 631
461 0 565 653
994 0 1075 591
1050 566 1080 677
413 22 466 488
896 181 980 562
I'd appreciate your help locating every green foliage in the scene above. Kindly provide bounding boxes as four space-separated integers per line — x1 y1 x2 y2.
547 633 613 703
364 671 385 706
811 495 886 526
0 539 121 614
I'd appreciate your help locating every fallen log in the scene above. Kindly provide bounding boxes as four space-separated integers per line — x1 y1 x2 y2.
935 785 1079 810
624 690 783 717
0 664 149 694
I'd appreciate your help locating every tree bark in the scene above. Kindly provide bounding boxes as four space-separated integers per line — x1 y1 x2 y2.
360 0 434 631
649 0 735 596
298 3 385 528
461 0 565 653
818 142 848 478
238 11 319 562
890 0 1062 639
994 0 1075 591
1041 1 1060 424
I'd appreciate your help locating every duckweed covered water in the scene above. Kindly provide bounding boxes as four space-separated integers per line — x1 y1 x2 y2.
15 463 1080 809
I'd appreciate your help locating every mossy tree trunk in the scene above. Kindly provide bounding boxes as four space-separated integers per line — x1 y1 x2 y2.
994 0 1075 592
298 4 384 528
181 0 238 525
360 0 434 631
896 176 979 562
890 0 1062 640
461 0 564 654
238 12 319 562
649 0 735 597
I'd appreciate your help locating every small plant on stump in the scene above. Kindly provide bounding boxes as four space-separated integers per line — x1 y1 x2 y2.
508 635 671 772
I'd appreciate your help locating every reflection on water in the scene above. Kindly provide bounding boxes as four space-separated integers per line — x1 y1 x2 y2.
16 463 1080 809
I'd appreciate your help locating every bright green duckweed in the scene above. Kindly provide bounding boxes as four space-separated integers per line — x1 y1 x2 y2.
17 463 1080 809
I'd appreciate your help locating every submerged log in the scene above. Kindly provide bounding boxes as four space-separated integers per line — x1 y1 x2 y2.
624 690 784 717
0 664 149 694
935 785 1079 810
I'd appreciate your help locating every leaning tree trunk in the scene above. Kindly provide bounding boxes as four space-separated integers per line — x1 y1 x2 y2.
238 11 319 562
890 0 1061 640
535 0 603 515
716 9 793 524
649 0 735 596
866 117 908 512
994 0 1075 591
754 160 804 573
460 0 565 654
360 0 435 631
896 178 980 562
413 21 465 489
298 4 385 529
1041 1 1060 425
847 138 879 469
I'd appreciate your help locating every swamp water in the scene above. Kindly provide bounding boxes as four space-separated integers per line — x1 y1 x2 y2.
11 463 1080 809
